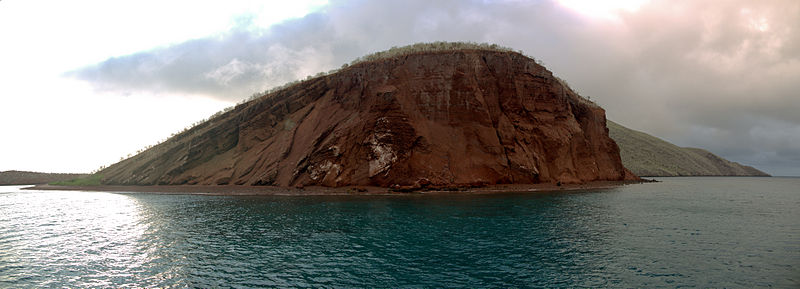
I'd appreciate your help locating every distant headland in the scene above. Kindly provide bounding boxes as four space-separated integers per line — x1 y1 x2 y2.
0 170 88 185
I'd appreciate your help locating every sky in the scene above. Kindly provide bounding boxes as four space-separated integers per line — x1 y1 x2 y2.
0 0 798 176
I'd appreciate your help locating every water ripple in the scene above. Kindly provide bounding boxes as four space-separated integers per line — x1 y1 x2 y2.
0 178 798 287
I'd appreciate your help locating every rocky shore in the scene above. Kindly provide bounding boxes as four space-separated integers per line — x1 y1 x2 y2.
24 180 646 196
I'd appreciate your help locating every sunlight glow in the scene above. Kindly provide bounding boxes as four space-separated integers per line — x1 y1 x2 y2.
741 8 770 32
0 0 328 173
556 0 649 20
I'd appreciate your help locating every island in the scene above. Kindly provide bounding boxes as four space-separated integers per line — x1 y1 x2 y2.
29 43 767 194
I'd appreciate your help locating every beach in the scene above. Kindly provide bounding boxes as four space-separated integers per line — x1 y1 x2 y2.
23 180 645 196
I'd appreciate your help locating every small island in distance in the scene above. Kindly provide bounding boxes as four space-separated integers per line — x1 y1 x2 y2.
23 42 768 193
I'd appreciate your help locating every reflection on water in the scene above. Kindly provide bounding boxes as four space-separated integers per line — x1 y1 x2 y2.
0 177 798 287
0 187 147 287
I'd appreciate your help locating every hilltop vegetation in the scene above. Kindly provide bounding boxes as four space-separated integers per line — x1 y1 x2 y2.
607 121 768 177
349 41 519 64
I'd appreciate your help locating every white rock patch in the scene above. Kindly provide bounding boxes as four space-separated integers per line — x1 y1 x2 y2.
309 160 341 181
367 135 397 177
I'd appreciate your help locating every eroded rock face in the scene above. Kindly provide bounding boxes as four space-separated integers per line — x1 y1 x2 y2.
100 50 636 187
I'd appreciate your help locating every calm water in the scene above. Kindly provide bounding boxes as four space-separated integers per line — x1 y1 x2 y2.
0 177 798 288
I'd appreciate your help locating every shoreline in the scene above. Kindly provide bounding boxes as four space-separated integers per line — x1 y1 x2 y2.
22 180 648 196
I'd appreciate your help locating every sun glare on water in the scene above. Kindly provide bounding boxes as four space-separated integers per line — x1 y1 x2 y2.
556 0 650 20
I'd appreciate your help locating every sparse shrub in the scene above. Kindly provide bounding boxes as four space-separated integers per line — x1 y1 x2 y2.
348 41 525 66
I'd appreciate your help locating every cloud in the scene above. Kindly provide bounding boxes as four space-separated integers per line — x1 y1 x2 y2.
67 0 800 175
66 0 574 99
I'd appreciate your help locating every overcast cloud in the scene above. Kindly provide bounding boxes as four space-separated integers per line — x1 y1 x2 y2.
68 0 800 175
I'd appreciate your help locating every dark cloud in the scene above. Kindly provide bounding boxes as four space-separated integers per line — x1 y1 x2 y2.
67 14 339 98
68 0 800 175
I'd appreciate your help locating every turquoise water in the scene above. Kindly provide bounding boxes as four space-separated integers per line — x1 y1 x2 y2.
1 177 798 287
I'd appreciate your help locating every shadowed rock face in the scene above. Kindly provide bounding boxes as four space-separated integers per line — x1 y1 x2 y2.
100 50 636 187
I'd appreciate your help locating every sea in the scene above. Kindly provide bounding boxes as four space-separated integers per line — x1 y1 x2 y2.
0 177 797 288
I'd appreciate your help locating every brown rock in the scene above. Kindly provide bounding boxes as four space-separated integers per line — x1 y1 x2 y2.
415 178 432 188
99 49 636 187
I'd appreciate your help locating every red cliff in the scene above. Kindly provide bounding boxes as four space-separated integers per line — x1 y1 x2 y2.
100 49 637 187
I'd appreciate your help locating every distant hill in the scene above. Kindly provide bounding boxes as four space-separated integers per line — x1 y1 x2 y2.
0 171 89 185
607 121 769 177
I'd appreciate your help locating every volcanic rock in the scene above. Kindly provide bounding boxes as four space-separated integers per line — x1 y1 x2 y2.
99 49 637 187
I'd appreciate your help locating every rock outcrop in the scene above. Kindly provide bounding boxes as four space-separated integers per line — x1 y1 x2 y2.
608 120 769 177
99 49 636 187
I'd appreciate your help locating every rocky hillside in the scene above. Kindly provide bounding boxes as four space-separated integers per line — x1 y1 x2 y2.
0 170 88 185
607 120 769 177
98 46 637 187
